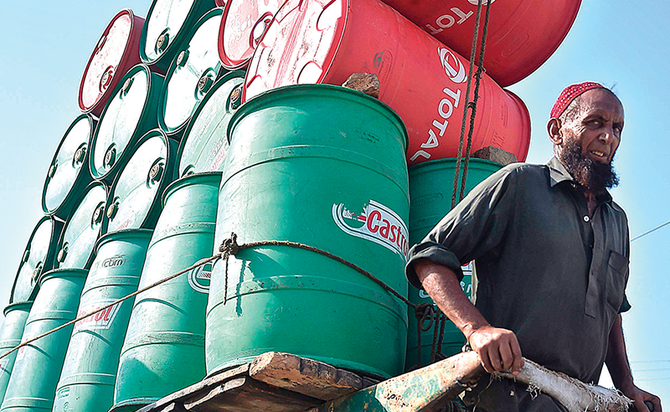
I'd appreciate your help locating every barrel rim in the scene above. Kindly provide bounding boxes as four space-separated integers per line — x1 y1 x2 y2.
104 128 176 234
41 114 95 219
37 268 89 287
94 228 155 256
3 300 34 316
89 63 162 182
10 216 63 305
78 9 142 115
408 157 505 175
157 8 225 137
176 70 246 178
231 84 409 152
161 171 223 208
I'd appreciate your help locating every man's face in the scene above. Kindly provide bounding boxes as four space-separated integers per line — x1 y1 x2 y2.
558 89 625 192
561 88 624 165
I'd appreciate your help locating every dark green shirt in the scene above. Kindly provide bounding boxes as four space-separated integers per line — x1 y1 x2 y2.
406 157 630 385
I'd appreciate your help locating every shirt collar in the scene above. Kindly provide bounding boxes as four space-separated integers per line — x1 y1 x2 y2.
546 157 613 203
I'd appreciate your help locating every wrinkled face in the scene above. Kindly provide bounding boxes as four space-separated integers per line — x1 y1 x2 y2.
560 88 624 164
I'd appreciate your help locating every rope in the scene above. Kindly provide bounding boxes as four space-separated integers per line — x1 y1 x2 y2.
0 255 220 362
218 233 415 309
1 232 414 362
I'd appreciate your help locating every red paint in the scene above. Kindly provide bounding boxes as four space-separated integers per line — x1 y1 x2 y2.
379 0 581 87
243 0 530 165
78 9 145 117
218 0 287 69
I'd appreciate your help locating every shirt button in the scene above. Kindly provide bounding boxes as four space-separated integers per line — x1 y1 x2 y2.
583 216 590 222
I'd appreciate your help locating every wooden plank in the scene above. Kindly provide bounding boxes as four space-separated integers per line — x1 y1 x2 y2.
249 352 365 401
184 376 322 412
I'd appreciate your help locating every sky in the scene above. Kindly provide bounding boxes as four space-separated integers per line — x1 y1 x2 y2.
0 0 668 404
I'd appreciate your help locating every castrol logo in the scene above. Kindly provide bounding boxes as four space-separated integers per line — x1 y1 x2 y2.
332 200 409 260
438 48 467 84
73 300 122 332
188 262 211 294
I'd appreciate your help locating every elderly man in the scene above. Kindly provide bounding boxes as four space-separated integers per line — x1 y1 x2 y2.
405 83 662 412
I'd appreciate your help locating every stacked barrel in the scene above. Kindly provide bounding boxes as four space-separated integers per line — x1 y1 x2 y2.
0 0 582 410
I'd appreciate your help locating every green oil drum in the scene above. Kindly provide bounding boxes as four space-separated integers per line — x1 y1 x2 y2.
89 64 164 183
54 182 107 270
206 85 410 379
104 130 176 234
42 114 95 220
140 0 216 72
158 9 226 136
176 71 245 178
10 217 63 304
53 229 152 412
0 269 87 412
405 158 502 371
112 173 220 412
0 302 33 404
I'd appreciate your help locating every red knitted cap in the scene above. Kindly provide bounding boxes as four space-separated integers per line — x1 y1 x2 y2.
550 82 604 119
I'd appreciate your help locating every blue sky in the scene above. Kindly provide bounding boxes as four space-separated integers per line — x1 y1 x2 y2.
0 0 667 402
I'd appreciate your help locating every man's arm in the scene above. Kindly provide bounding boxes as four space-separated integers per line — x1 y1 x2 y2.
606 314 662 412
414 258 523 374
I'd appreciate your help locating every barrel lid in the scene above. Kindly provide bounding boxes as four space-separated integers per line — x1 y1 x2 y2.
95 228 154 255
105 130 176 233
55 183 108 270
158 9 225 136
218 0 285 69
140 0 217 71
78 9 144 116
243 0 346 101
3 301 33 316
177 71 244 177
42 115 95 219
90 64 163 182
10 217 63 304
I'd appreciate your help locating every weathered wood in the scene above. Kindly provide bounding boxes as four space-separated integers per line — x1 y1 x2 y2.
309 351 484 412
136 364 250 412
249 352 365 401
342 73 380 98
472 146 518 166
184 376 322 412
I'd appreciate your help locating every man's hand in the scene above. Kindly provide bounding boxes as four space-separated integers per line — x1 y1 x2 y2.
467 325 524 375
619 382 662 412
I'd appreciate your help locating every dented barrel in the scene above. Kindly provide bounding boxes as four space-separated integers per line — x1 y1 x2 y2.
158 9 226 137
89 64 164 183
405 158 501 370
54 230 152 412
176 71 245 177
206 85 409 378
112 173 219 412
0 269 87 412
78 9 144 117
140 0 216 72
243 0 531 166
0 302 33 405
42 115 95 220
104 130 176 234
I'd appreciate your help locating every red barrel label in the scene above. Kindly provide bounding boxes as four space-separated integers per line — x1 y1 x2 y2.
332 200 409 260
73 300 123 332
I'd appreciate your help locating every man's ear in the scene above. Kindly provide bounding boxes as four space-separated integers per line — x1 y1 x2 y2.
547 118 563 145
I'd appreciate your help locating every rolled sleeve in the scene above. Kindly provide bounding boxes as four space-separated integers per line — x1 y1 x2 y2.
405 165 519 290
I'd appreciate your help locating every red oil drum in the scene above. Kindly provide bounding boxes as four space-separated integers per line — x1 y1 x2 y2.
243 0 530 166
218 0 287 69
215 0 225 6
78 10 145 118
379 0 581 87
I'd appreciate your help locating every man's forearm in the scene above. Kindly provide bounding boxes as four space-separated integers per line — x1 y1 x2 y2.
605 314 634 390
